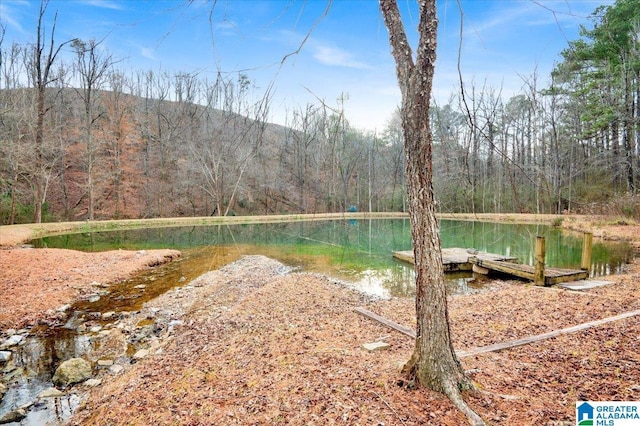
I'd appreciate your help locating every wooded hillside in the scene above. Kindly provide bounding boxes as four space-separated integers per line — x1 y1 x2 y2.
1 0 639 224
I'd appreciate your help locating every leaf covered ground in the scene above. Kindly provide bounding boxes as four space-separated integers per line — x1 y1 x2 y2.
67 255 639 426
1 215 639 425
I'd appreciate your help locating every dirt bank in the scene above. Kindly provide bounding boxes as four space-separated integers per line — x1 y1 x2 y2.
0 248 180 330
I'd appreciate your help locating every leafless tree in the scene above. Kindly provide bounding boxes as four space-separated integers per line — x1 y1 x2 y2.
72 38 115 219
380 0 485 424
26 0 73 222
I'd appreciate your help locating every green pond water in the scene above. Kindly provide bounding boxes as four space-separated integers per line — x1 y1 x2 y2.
33 219 634 298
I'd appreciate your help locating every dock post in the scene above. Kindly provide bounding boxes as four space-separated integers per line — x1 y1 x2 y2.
581 232 593 273
534 236 546 286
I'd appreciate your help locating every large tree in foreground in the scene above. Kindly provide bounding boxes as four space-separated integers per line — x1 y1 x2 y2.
379 1 484 424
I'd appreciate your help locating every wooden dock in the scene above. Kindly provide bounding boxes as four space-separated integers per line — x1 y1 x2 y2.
394 237 592 286
393 248 517 272
468 257 589 285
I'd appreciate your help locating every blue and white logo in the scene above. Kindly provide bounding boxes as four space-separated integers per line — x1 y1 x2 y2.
576 401 640 426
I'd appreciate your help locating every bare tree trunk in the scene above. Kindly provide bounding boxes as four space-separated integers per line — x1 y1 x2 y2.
380 1 484 424
29 1 70 223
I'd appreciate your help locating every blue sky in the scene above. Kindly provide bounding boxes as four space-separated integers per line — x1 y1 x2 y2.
1 0 613 131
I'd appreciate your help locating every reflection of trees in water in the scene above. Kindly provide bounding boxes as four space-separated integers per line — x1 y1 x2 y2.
35 219 632 284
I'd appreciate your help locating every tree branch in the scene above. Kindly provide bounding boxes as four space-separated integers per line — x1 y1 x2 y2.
380 0 414 98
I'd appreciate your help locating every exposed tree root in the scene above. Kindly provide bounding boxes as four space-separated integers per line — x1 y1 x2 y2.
442 380 486 426
403 359 486 426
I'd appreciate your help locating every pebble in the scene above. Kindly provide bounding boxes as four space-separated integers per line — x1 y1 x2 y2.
0 351 12 363
89 326 102 333
38 387 64 398
362 341 390 352
4 367 23 381
97 359 114 367
168 320 184 332
132 349 149 360
57 304 71 313
0 408 26 424
0 334 24 349
109 364 124 375
102 311 116 320
84 378 102 387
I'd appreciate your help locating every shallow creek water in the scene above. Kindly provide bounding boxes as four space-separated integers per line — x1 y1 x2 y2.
0 220 635 424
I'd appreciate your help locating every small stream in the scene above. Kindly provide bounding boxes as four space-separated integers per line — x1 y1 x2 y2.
1 219 635 424
0 253 199 426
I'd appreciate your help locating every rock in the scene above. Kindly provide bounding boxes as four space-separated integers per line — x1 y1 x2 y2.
109 364 124 375
362 341 390 352
0 382 6 397
57 304 71 312
52 358 92 387
89 325 102 333
84 378 102 387
132 349 149 360
97 359 114 367
0 334 24 349
4 329 16 336
38 387 64 398
134 284 146 289
102 311 116 320
0 351 12 363
0 408 26 424
3 365 22 380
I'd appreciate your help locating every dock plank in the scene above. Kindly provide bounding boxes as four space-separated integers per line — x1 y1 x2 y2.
469 258 589 285
393 248 517 272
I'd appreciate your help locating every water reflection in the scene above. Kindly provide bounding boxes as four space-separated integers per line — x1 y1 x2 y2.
32 219 635 298
0 326 91 424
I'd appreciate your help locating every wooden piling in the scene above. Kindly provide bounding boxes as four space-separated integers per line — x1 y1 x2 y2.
581 232 593 273
534 236 545 286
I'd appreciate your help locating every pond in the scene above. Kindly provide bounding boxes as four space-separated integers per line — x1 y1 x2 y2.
1 218 633 425
32 219 634 298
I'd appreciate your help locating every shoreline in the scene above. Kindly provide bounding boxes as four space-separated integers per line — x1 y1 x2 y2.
2 212 621 248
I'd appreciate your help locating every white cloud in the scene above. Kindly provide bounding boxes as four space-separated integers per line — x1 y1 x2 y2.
0 2 27 35
311 43 372 69
80 0 125 11
140 45 157 61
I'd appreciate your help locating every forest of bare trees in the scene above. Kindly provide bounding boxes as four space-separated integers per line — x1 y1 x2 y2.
1 0 639 224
